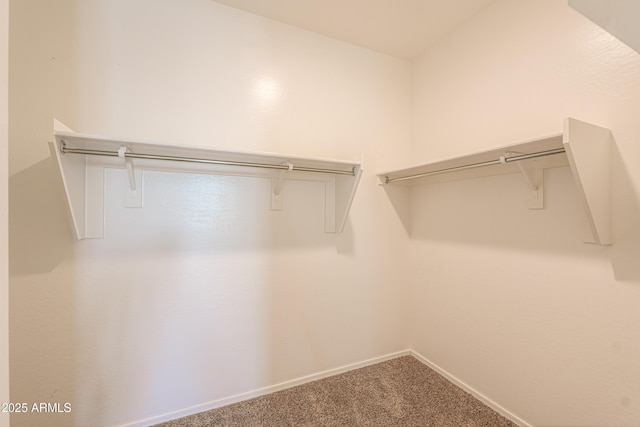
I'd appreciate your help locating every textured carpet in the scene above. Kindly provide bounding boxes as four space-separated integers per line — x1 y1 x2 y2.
155 355 517 427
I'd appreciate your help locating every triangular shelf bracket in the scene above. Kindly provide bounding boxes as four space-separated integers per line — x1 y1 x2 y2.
563 117 612 245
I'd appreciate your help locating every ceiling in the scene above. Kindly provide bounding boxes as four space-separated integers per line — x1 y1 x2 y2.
210 0 497 59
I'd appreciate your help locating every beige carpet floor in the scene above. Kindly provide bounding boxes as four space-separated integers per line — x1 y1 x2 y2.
155 355 517 427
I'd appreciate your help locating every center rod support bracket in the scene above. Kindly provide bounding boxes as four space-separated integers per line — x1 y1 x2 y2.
118 146 137 191
271 161 293 211
503 153 544 209
119 146 143 208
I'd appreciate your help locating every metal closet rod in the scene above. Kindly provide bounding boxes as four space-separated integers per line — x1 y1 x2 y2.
60 145 357 176
385 147 566 184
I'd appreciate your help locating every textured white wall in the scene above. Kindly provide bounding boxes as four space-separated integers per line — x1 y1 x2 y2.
9 0 411 426
569 0 640 54
1 0 9 425
410 0 640 425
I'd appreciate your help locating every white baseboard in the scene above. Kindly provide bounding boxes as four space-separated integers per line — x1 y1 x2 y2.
409 349 532 427
120 350 411 427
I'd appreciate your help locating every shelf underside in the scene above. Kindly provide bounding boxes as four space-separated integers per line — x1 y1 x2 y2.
51 121 363 239
376 118 613 245
379 134 566 186
56 131 358 176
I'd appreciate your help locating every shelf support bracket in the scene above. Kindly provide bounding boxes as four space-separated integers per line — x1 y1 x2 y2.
118 146 136 191
119 146 143 208
271 161 293 211
503 153 544 209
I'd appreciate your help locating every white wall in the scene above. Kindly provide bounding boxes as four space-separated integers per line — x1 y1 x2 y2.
9 0 411 426
410 0 640 425
569 0 640 54
1 0 9 425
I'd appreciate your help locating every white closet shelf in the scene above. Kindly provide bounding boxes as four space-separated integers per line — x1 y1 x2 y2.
377 118 612 245
50 119 363 239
